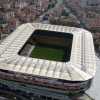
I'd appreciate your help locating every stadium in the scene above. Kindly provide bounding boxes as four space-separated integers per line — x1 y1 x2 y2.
0 23 96 99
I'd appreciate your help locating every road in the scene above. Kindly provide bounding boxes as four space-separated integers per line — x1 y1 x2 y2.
35 0 63 23
86 57 100 100
63 1 86 28
0 89 28 100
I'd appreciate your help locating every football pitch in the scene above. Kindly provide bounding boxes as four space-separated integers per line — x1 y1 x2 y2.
31 45 65 62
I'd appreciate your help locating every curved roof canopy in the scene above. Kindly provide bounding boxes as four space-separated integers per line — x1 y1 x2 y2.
0 23 96 81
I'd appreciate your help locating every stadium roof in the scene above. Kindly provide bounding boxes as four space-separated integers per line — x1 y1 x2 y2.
0 23 96 81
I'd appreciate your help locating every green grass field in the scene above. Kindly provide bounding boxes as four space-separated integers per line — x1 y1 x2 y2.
31 45 65 61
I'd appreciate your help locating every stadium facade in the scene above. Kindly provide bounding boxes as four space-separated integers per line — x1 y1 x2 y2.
0 23 96 99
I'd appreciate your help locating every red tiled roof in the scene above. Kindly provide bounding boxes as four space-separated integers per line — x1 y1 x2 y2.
87 18 100 28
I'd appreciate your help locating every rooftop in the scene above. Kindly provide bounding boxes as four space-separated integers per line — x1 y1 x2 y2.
0 23 96 81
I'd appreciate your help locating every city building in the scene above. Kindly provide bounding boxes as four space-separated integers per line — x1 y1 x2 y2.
80 0 100 7
0 23 96 100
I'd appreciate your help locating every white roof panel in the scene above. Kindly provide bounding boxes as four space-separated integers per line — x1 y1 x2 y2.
0 23 96 81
